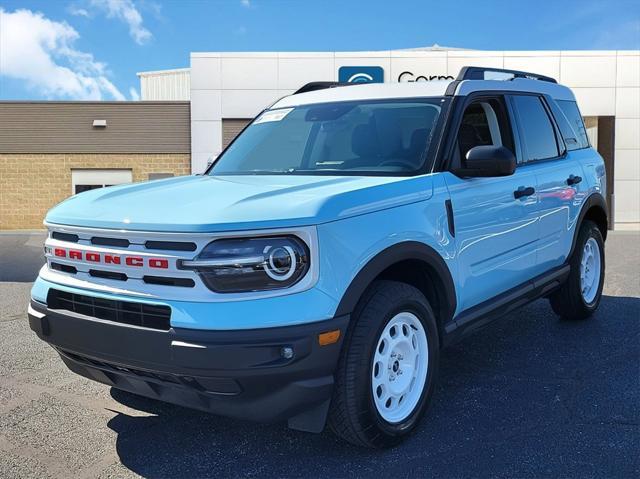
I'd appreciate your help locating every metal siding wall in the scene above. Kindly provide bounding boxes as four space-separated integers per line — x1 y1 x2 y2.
138 70 190 101
0 102 190 153
222 119 252 148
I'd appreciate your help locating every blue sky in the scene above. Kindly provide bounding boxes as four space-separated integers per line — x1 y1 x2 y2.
1 0 639 100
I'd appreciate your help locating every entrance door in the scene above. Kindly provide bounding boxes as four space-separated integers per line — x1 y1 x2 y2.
595 116 615 225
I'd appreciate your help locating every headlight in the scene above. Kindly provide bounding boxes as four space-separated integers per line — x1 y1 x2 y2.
180 236 310 293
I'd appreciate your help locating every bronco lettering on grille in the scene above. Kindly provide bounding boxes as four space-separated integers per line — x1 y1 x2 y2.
52 248 169 269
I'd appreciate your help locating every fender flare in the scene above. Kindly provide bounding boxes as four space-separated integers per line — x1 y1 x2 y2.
334 241 457 323
569 192 608 259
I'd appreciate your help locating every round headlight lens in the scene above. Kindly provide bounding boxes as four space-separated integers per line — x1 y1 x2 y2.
265 245 296 281
182 236 310 293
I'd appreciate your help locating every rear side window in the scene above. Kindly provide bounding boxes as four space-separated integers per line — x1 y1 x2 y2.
511 95 560 162
556 100 590 150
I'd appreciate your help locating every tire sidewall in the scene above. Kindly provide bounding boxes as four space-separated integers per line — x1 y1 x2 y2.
575 223 605 311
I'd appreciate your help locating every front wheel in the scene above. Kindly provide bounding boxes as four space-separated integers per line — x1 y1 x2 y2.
328 280 439 448
550 220 605 320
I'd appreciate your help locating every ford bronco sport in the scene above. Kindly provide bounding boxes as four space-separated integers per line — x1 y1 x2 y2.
29 67 607 448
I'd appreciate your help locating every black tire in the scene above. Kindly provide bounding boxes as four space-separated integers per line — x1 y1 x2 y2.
550 220 605 320
328 280 439 448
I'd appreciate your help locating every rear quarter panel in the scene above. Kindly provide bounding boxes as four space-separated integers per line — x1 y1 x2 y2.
576 148 607 199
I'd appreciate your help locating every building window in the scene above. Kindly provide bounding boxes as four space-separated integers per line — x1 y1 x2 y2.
71 169 132 195
148 172 174 181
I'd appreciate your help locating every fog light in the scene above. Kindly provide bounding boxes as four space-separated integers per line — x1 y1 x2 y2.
280 346 294 359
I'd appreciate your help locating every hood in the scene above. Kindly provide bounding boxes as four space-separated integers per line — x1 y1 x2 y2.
46 174 433 232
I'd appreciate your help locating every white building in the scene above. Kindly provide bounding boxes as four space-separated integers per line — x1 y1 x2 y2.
139 46 640 229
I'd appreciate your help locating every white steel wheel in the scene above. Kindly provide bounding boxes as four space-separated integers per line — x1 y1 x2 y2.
549 220 605 321
580 237 601 304
371 311 429 424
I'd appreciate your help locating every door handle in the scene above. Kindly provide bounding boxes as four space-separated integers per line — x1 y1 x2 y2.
514 186 535 199
567 174 582 186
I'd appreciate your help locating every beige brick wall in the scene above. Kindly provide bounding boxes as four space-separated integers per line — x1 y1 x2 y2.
0 154 190 230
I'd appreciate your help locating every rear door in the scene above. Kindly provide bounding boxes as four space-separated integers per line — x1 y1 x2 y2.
444 95 540 313
508 94 588 275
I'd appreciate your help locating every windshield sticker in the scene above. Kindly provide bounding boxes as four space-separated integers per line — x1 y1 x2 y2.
254 108 294 124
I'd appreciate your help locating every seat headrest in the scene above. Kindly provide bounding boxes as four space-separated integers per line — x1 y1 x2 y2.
409 128 429 153
405 128 430 166
351 123 380 158
374 115 403 158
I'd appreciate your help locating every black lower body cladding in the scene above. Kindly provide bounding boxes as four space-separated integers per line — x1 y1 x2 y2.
28 300 348 431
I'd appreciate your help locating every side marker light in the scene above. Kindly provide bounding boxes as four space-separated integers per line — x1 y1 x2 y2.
318 330 341 346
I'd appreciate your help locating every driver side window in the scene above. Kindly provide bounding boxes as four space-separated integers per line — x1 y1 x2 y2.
452 97 515 170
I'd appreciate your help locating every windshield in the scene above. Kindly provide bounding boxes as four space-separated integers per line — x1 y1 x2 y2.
209 98 447 176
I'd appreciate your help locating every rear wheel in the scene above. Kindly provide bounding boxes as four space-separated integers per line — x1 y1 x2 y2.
550 220 605 320
328 280 439 448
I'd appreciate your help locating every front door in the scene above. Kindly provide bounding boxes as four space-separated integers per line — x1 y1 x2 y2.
445 96 540 313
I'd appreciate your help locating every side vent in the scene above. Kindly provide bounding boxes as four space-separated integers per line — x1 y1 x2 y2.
445 200 455 237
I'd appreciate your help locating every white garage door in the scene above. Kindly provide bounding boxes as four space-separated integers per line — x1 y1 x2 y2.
71 169 132 195
222 119 252 149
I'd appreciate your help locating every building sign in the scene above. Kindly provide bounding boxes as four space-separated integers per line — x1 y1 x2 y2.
338 66 384 83
397 71 454 82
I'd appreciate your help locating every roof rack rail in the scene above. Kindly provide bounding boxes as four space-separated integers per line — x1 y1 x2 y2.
444 66 558 96
294 81 353 95
456 66 557 84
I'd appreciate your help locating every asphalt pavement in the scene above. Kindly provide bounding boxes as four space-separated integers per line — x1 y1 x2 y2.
0 230 638 478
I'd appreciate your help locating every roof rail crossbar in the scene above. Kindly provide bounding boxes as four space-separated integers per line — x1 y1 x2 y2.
444 66 558 96
294 81 354 95
456 66 557 84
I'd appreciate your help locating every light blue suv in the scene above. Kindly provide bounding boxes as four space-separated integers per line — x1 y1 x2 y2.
29 67 607 448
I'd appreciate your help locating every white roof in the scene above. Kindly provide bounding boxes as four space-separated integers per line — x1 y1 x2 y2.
272 81 452 108
271 78 575 109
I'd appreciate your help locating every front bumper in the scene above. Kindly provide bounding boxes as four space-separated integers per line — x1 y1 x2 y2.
28 300 348 432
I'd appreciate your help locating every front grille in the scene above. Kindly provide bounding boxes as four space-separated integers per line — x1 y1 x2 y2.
143 275 195 287
51 231 196 252
145 240 197 252
51 262 77 274
51 263 195 288
91 237 130 247
46 226 207 298
47 289 171 331
89 269 127 281
51 232 79 243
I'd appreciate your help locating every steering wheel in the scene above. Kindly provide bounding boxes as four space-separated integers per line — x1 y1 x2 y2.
378 159 418 170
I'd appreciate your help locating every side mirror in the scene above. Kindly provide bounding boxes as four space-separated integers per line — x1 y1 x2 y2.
454 145 516 178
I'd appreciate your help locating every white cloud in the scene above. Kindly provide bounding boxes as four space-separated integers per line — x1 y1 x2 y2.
68 6 90 17
0 8 125 100
240 0 251 7
129 87 140 101
89 0 152 45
